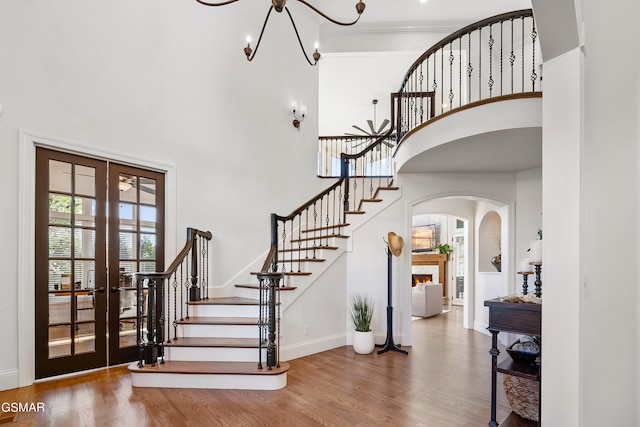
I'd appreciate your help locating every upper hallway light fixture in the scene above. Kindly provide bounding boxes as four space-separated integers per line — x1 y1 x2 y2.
195 0 366 66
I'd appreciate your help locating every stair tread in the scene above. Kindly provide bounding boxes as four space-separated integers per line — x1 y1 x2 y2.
129 360 290 376
176 316 258 325
279 245 338 253
250 271 312 276
165 337 261 348
235 284 297 291
361 198 383 203
301 223 350 233
279 258 325 263
290 234 349 243
373 186 399 198
188 297 258 306
345 211 366 215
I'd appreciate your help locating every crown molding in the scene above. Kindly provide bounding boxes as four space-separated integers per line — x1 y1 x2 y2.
320 20 472 37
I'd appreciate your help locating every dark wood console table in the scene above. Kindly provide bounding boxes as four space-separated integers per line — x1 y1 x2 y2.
484 298 542 426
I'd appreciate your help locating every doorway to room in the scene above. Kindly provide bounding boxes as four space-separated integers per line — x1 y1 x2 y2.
34 148 165 379
411 212 467 311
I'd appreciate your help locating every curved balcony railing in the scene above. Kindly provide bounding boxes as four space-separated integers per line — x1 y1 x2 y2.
395 9 540 145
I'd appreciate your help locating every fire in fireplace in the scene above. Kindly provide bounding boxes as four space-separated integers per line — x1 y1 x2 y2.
412 274 433 287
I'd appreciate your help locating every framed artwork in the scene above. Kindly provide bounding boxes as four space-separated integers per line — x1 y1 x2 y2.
412 224 440 252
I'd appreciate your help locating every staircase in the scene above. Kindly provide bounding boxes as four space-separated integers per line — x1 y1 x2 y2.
129 179 400 391
130 297 290 390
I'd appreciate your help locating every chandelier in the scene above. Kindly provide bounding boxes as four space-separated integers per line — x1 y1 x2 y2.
195 0 366 66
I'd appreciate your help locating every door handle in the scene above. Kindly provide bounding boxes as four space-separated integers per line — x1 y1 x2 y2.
94 287 106 293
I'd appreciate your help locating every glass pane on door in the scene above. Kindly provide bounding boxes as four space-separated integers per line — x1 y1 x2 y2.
108 165 164 364
35 149 107 379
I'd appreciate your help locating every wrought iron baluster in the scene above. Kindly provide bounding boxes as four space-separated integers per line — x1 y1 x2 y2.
440 47 444 113
510 18 515 94
459 37 462 107
312 202 318 253
531 17 537 91
419 63 424 123
289 219 296 273
478 28 482 101
500 21 504 96
432 52 437 113
352 159 358 211
449 42 454 110
172 272 178 341
468 33 473 102
488 24 494 97
158 278 165 364
521 16 525 93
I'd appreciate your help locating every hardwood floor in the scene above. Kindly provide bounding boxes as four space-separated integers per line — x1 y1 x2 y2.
0 307 512 426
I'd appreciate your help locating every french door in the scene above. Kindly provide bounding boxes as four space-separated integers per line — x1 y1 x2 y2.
35 148 164 379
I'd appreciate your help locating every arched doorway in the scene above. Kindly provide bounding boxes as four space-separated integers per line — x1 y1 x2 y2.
409 197 513 334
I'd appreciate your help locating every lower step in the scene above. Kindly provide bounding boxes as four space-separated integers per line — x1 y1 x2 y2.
129 360 290 390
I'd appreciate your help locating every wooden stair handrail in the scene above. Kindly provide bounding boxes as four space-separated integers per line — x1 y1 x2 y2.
132 228 212 281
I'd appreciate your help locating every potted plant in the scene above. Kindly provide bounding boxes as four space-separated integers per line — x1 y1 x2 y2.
434 243 452 255
349 293 375 354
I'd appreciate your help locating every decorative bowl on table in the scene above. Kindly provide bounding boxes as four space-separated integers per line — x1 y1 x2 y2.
506 337 540 365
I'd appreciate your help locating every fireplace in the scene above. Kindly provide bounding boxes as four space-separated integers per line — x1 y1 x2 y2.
412 274 433 287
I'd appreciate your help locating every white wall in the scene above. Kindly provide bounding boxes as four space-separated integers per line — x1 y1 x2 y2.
0 0 323 389
281 254 348 361
515 167 542 266
541 46 582 427
579 0 639 423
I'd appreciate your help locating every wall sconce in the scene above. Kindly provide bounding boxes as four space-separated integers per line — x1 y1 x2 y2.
290 101 307 130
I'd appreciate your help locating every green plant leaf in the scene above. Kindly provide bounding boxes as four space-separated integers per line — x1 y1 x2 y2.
349 293 374 332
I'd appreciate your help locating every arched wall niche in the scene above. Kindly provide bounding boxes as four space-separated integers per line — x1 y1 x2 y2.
478 211 501 272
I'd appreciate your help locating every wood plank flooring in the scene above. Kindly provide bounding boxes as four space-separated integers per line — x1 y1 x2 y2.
0 306 513 426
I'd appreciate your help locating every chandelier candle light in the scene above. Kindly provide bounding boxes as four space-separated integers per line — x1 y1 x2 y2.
195 0 366 65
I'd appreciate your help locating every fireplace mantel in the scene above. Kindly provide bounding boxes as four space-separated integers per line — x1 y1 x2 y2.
412 253 448 301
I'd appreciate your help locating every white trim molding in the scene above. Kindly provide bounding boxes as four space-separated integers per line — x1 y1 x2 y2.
17 130 178 387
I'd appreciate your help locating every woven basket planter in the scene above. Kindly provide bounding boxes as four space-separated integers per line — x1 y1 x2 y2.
503 374 539 422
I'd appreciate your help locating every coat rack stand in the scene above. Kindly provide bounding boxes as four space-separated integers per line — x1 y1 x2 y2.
376 246 408 355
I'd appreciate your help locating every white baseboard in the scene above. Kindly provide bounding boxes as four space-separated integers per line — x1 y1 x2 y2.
280 333 346 361
0 369 19 391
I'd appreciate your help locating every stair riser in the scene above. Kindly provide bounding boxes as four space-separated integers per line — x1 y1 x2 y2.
165 346 266 362
190 304 259 318
131 372 287 390
177 324 258 339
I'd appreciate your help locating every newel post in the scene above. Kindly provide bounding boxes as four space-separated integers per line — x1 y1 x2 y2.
270 214 278 272
341 154 350 223
187 227 201 301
